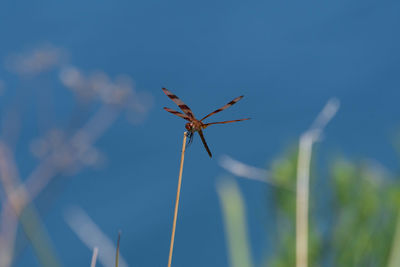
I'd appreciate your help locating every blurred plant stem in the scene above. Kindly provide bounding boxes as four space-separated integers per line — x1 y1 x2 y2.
0 142 60 267
90 247 98 267
19 205 61 267
388 208 400 267
296 98 339 267
116 232 121 267
217 178 253 267
0 45 153 266
215 98 400 266
296 134 312 267
64 206 128 267
217 99 339 267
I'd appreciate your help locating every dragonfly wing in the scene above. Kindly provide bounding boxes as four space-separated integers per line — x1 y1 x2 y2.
162 88 195 119
198 130 212 158
203 118 250 128
163 107 192 121
200 95 244 121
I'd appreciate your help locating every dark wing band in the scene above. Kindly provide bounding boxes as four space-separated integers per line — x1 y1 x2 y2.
162 88 195 119
200 95 244 121
163 107 192 121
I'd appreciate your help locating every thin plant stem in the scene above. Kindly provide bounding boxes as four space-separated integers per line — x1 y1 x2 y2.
168 132 187 267
116 231 121 267
65 207 128 267
90 247 98 267
295 98 340 267
296 134 312 267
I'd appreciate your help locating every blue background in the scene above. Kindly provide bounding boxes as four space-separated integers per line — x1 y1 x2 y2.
0 0 400 266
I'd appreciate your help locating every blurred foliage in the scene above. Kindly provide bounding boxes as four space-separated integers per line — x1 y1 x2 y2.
0 44 147 267
267 148 322 267
330 160 400 267
219 147 400 267
217 179 253 267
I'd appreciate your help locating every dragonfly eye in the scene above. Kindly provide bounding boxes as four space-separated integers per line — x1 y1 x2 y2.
185 123 192 131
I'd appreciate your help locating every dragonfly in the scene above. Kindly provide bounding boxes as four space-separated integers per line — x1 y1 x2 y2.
162 88 250 158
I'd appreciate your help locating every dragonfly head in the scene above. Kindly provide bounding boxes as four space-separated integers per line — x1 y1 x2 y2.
185 122 194 132
186 121 203 133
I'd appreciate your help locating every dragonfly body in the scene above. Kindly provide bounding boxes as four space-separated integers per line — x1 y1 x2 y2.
185 120 204 133
162 88 249 157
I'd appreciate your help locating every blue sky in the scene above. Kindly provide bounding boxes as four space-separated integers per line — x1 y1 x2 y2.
1 1 400 266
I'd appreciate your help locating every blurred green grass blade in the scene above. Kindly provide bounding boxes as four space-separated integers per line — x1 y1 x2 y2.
115 231 121 267
217 178 253 267
19 204 61 267
388 210 400 267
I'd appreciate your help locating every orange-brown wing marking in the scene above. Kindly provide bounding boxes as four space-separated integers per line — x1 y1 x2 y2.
198 129 212 158
163 107 192 121
162 88 195 119
203 118 250 128
200 95 244 121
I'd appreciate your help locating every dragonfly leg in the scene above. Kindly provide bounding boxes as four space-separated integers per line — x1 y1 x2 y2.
186 131 194 146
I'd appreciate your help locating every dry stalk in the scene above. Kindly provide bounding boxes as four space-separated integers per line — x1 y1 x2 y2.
296 98 340 267
168 132 187 267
